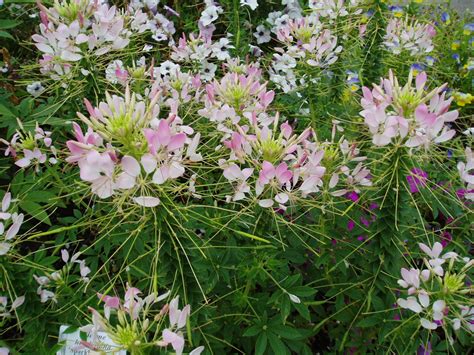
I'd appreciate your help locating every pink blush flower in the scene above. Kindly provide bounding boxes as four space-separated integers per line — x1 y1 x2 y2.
162 329 185 355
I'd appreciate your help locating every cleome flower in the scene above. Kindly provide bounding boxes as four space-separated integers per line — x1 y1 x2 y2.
0 192 24 256
383 16 436 56
360 70 458 148
67 87 201 206
33 1 176 82
1 122 58 172
0 294 25 318
79 285 203 355
33 249 91 304
396 242 473 333
457 147 474 201
198 69 275 134
270 15 342 92
33 2 130 81
218 113 371 209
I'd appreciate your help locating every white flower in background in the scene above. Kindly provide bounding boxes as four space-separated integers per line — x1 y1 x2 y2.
396 242 473 333
273 14 290 33
267 11 283 26
26 82 44 97
159 60 180 77
200 5 221 27
253 25 271 44
0 294 25 318
200 61 217 81
240 0 258 11
457 147 474 201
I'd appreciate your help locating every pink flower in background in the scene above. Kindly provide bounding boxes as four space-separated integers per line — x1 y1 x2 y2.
1 123 58 171
360 70 458 149
384 18 436 56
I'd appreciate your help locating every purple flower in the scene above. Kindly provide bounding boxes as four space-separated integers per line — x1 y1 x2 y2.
345 191 359 202
417 342 432 355
369 202 379 210
360 217 370 227
347 220 355 231
406 168 428 193
440 231 452 247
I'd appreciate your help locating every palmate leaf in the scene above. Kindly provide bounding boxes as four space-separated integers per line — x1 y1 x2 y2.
0 31 14 40
0 20 21 30
19 200 52 226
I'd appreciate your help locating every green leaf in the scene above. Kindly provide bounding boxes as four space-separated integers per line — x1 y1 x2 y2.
19 201 52 226
290 286 317 297
271 325 303 339
26 190 57 203
243 325 261 337
50 341 66 353
267 332 287 355
293 302 311 321
79 331 87 341
63 325 78 334
0 104 16 118
356 316 383 328
280 296 291 321
0 31 14 40
255 333 267 355
0 20 21 30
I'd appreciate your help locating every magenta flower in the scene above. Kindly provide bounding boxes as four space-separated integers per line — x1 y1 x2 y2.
345 191 359 202
347 220 355 231
406 168 428 193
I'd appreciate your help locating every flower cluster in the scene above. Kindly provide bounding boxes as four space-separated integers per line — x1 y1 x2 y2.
198 69 274 133
360 70 458 148
0 192 24 256
0 294 25 318
218 114 371 208
383 17 436 56
33 0 176 82
128 0 177 43
33 1 130 80
1 123 57 171
147 63 203 111
80 286 203 355
34 249 91 303
309 0 364 20
396 242 473 333
270 15 342 92
66 87 201 206
170 32 234 77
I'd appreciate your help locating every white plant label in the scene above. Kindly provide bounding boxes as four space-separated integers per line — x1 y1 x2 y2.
56 325 126 355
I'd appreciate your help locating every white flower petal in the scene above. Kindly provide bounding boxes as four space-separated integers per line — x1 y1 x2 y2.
133 196 160 207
